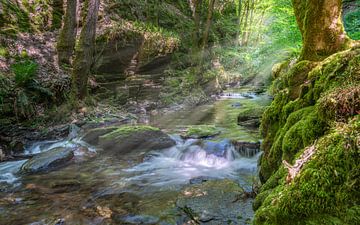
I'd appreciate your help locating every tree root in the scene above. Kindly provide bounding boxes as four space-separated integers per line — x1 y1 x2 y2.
283 143 317 184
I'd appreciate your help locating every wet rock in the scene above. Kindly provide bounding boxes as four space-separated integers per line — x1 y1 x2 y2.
202 139 232 157
81 127 118 145
49 180 81 193
237 106 266 128
189 176 219 184
112 214 160 225
231 102 242 108
176 179 245 224
233 141 261 157
20 147 74 174
98 126 176 154
83 192 141 220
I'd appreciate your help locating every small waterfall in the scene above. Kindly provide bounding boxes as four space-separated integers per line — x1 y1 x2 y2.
123 139 259 186
234 141 261 158
0 160 27 186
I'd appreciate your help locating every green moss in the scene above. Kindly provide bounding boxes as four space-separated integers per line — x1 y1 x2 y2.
0 47 9 57
254 116 360 225
185 125 220 138
101 125 160 140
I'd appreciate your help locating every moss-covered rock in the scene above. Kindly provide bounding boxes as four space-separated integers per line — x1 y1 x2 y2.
254 117 360 224
98 125 176 154
183 125 221 139
255 45 360 224
259 46 360 182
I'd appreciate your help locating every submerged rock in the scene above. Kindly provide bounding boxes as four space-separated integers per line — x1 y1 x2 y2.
189 176 219 184
112 214 160 225
176 179 245 224
20 147 74 174
98 126 176 153
202 139 232 157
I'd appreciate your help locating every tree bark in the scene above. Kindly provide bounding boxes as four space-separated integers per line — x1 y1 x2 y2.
72 0 100 100
52 0 64 30
292 0 351 61
241 0 250 46
191 0 202 54
57 0 77 65
201 0 216 50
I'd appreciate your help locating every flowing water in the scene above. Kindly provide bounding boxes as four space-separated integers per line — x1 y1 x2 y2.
0 88 271 224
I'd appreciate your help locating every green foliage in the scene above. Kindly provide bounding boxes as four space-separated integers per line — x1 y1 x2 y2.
10 59 38 86
344 5 360 40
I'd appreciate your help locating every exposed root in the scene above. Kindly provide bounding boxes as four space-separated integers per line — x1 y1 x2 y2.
283 143 317 184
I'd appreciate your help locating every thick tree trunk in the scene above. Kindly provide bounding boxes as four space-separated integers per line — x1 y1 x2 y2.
292 0 351 61
72 0 100 100
57 0 77 65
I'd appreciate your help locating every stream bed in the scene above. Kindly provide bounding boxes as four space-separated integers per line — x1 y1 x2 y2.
0 89 271 225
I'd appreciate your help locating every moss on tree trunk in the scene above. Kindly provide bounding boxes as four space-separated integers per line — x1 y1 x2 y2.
72 0 100 100
57 0 77 65
292 0 351 61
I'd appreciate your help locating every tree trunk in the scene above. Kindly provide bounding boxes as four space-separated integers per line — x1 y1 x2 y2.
52 0 64 30
241 0 250 46
201 0 216 50
292 0 351 61
57 0 77 65
191 0 202 54
235 0 243 46
72 0 100 100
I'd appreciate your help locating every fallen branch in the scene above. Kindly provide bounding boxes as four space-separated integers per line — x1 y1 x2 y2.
283 143 317 184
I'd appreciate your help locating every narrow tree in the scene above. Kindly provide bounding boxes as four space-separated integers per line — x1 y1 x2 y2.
72 0 100 100
57 0 77 65
292 0 351 61
191 0 203 54
201 0 216 50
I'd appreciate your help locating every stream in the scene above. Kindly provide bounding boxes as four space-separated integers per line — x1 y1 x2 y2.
0 88 271 225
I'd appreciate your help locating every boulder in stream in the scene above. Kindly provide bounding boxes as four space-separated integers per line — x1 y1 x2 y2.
98 125 176 153
182 125 221 139
20 147 74 174
176 179 245 224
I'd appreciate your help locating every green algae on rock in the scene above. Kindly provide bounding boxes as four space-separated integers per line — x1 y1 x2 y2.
98 125 176 153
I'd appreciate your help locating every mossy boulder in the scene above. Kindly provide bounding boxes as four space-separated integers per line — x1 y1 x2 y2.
255 45 360 224
259 46 360 182
82 127 119 145
254 117 360 224
237 106 266 128
183 125 221 139
176 179 246 224
21 147 74 174
98 125 176 153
